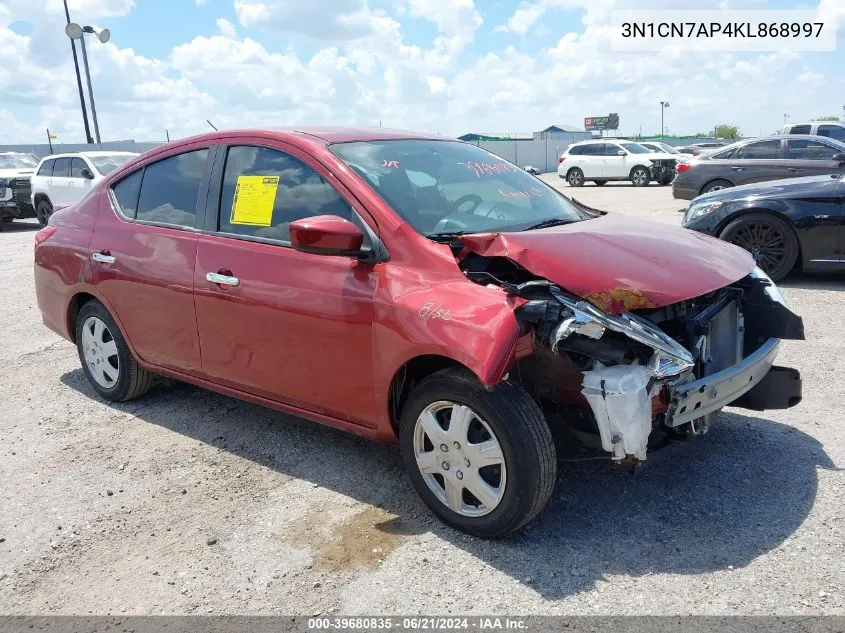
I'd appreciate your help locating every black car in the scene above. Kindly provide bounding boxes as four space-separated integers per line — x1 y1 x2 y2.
681 173 845 281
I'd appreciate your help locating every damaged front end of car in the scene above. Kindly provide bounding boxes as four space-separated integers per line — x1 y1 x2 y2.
460 252 804 463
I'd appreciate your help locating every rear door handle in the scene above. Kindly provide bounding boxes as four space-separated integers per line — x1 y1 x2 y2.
730 167 744 171
788 168 803 173
92 251 115 264
206 272 240 287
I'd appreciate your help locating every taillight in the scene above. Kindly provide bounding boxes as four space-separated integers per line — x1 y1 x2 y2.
676 163 692 173
559 156 566 163
34 225 57 248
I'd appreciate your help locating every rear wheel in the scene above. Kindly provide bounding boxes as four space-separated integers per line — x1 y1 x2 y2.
567 168 584 187
75 300 155 402
701 179 732 195
399 368 557 538
593 180 608 186
719 213 799 281
630 166 650 187
36 199 53 228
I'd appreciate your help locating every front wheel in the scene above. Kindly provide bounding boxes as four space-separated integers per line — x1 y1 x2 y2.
399 368 557 538
36 200 53 228
719 213 799 281
75 300 155 402
630 166 650 187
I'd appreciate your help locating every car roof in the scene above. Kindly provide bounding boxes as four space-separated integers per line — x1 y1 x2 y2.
160 127 450 148
785 121 845 126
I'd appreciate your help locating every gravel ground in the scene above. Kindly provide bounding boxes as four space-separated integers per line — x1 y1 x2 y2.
1 181 843 615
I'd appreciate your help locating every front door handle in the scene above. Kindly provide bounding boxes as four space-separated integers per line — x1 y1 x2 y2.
206 272 240 287
788 168 802 173
92 251 116 264
730 167 744 171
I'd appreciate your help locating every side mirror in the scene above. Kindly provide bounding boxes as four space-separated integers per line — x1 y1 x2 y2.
616 149 626 156
289 215 365 257
79 167 94 180
832 153 845 164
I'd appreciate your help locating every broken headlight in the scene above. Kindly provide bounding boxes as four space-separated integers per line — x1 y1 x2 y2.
549 285 694 378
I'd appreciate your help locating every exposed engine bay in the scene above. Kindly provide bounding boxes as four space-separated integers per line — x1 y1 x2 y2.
458 251 805 462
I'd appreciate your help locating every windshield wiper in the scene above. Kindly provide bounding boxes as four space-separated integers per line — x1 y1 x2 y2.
521 218 578 231
425 231 468 242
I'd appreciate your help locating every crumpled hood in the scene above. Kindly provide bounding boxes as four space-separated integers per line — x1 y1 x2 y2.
459 213 756 313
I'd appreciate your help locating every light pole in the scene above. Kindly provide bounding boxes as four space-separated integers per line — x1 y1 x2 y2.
660 101 669 138
62 1 93 144
65 23 110 145
783 113 790 125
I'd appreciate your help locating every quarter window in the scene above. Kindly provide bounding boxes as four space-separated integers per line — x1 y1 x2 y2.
52 158 71 177
735 140 781 159
37 160 54 176
217 145 355 243
111 170 143 218
135 149 209 227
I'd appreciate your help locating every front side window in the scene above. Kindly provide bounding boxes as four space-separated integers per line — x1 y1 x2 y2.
818 125 845 142
330 139 590 237
111 170 143 218
786 139 840 160
735 140 781 159
52 158 71 177
135 149 209 227
618 142 651 154
70 158 88 178
217 145 355 243
37 160 54 176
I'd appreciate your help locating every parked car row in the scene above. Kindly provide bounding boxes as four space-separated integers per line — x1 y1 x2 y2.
557 139 679 187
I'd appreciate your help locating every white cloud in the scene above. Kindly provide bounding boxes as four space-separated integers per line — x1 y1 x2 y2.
233 0 384 40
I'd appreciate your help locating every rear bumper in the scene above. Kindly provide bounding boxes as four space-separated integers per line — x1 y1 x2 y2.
665 337 801 427
672 179 698 200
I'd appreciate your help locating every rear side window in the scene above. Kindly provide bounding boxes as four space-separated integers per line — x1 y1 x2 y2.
135 149 209 227
52 158 71 177
37 160 54 176
111 170 143 218
789 125 811 134
786 139 839 160
735 140 781 159
818 125 845 142
217 145 355 243
70 158 87 178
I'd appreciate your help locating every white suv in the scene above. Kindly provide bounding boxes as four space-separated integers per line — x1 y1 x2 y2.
30 151 138 226
557 140 678 187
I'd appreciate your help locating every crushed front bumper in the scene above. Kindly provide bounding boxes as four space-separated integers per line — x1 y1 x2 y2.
665 336 802 427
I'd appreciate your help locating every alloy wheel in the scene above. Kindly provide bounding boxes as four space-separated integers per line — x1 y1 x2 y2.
727 221 787 274
81 316 120 389
632 169 648 185
412 401 507 517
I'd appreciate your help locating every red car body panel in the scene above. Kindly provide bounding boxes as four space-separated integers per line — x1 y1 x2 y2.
33 127 756 444
459 214 756 313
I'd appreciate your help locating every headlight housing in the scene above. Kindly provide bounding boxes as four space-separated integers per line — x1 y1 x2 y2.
684 200 722 223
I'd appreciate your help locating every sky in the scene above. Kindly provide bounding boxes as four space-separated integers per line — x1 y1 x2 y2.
0 0 843 144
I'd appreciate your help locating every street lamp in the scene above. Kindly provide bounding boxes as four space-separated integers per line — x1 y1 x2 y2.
660 101 670 138
65 23 110 145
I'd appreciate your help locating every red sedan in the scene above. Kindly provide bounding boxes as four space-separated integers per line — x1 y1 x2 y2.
34 128 804 537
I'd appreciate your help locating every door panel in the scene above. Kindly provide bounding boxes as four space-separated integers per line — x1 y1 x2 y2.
194 236 378 425
193 141 379 425
601 144 626 178
87 145 213 375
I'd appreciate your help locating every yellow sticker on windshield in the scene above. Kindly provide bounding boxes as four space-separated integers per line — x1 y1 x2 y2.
229 175 279 226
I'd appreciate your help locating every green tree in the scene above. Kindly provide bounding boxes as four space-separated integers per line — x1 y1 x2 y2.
814 115 841 121
714 124 740 139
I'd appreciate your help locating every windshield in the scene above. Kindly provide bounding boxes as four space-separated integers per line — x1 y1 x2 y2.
330 140 590 237
656 143 680 154
89 154 136 175
0 154 37 169
619 143 651 154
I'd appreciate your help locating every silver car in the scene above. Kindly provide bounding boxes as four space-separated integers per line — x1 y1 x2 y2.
672 135 845 200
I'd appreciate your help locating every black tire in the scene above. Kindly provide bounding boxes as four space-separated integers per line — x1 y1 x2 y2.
75 300 155 402
630 166 650 187
700 179 732 195
399 368 557 538
566 168 584 187
36 199 53 228
593 180 608 186
658 175 674 186
719 213 799 281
